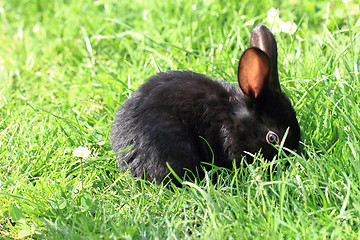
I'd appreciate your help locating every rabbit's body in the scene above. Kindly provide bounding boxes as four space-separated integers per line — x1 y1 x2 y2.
111 25 300 184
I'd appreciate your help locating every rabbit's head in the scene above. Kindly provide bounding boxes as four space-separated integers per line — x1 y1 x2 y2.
228 25 300 163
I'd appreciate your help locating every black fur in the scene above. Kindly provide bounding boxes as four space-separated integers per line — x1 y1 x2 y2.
111 25 300 184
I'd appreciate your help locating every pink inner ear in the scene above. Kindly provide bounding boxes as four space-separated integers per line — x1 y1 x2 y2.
238 48 270 99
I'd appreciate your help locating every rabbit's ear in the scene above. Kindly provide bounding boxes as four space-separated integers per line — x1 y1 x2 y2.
238 47 270 100
249 24 280 90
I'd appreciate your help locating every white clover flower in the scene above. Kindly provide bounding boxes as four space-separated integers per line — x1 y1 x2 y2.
267 8 279 25
271 19 284 34
267 8 298 35
267 8 283 34
282 21 298 35
73 146 91 158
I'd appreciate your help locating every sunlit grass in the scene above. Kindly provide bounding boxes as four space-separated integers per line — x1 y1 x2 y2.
1 0 360 239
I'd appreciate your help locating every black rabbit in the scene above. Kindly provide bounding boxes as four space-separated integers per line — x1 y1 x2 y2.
111 25 300 184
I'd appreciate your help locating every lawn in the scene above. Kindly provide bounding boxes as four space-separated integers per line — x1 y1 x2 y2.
1 0 360 239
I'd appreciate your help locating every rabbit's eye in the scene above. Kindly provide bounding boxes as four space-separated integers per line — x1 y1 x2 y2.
266 131 279 145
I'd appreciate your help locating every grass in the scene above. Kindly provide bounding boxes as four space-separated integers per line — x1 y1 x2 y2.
0 0 360 239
